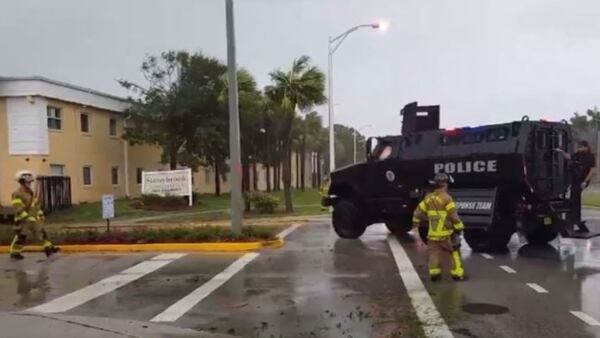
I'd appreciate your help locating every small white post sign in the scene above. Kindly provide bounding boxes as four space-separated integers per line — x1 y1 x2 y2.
141 168 193 206
102 194 115 232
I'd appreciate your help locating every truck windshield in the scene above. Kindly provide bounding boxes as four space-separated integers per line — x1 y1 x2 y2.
370 141 393 161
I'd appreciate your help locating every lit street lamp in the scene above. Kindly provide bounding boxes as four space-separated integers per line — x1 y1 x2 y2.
328 21 387 172
353 124 372 163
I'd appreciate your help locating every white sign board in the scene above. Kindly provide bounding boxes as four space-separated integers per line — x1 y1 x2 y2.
142 168 193 206
102 194 115 219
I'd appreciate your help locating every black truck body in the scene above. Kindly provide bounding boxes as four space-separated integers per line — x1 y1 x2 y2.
324 102 598 251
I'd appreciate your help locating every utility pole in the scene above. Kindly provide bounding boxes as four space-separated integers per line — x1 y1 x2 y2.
225 0 242 234
328 38 335 173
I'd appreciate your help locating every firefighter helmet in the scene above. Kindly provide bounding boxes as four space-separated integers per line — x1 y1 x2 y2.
429 173 454 186
15 170 35 183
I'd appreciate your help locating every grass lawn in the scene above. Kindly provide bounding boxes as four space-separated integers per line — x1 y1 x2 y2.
583 191 600 207
45 188 324 225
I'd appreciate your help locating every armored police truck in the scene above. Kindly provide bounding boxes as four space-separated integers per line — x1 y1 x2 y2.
323 102 600 251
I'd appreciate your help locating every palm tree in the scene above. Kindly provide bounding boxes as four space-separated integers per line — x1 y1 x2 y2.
302 111 324 190
265 56 326 212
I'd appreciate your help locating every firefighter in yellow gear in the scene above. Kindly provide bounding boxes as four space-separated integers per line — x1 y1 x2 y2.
9 171 59 260
412 173 466 281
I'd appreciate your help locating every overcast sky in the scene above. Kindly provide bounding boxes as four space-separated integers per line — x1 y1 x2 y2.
2 0 600 136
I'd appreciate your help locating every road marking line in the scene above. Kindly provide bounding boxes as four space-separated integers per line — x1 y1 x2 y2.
499 265 517 274
151 252 259 322
571 311 600 326
29 254 186 313
387 237 453 338
151 253 187 261
526 283 549 293
277 223 302 239
480 253 494 259
121 260 176 274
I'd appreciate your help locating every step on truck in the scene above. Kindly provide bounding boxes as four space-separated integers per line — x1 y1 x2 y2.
322 102 600 251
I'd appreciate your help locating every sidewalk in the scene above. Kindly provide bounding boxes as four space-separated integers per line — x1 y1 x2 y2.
0 312 236 338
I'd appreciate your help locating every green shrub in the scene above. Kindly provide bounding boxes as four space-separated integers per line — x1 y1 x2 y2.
140 194 187 207
246 192 279 214
0 225 280 245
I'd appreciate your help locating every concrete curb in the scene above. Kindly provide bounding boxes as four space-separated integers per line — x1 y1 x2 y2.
0 238 284 253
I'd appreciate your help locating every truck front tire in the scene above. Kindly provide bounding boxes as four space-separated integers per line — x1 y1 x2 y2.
332 200 367 239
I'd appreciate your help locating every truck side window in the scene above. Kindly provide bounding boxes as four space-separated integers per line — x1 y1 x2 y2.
537 131 547 149
441 133 463 145
487 128 508 142
463 132 483 144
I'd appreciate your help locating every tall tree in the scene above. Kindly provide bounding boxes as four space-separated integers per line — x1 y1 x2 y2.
119 51 226 170
193 69 263 196
332 124 367 168
291 116 305 189
302 112 325 190
237 70 265 193
265 56 326 212
570 108 600 154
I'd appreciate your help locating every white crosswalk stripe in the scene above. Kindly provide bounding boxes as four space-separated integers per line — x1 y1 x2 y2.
571 311 600 326
28 254 186 314
151 252 259 322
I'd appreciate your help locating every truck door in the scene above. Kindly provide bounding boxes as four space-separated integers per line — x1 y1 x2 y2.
530 125 568 197
365 138 412 218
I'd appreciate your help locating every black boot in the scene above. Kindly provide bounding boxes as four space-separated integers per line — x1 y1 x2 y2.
10 253 24 260
430 274 441 282
452 274 468 281
44 246 60 257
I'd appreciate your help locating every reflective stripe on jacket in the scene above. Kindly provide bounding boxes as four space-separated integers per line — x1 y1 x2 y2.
413 190 465 240
11 188 43 223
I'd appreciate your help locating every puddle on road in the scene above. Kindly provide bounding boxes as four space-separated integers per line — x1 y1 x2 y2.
461 303 509 315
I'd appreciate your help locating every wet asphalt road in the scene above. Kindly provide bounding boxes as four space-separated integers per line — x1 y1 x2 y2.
1 210 600 338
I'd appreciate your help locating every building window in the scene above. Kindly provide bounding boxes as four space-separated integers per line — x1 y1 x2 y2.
111 166 119 185
47 106 62 130
109 118 117 136
83 166 92 186
80 113 90 133
136 168 143 184
50 164 65 176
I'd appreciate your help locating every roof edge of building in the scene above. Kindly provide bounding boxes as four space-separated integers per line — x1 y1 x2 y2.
0 76 129 112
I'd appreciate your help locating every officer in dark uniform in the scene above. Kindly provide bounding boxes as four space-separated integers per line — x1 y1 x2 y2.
556 140 596 227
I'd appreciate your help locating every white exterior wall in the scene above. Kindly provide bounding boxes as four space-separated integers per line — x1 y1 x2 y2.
6 96 49 155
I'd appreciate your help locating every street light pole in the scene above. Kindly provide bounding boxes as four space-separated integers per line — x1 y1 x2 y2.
328 38 334 174
353 124 372 163
327 22 386 173
225 0 242 235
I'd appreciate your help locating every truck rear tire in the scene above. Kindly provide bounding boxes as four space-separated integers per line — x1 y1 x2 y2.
332 200 367 239
465 224 514 253
385 216 413 234
524 227 558 245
